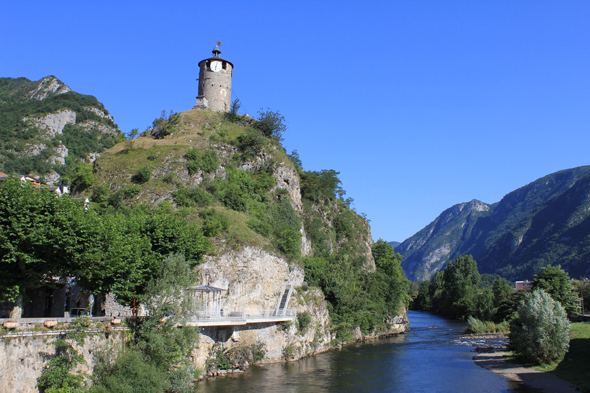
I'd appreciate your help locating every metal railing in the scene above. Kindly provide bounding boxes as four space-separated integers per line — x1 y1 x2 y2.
190 309 295 322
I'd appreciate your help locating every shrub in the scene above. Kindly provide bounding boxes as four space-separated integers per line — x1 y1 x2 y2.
186 149 219 175
89 349 168 393
162 172 176 184
296 312 312 333
509 289 570 364
172 187 213 208
91 184 110 203
132 167 152 184
235 128 267 158
71 162 94 192
199 209 230 237
255 108 287 141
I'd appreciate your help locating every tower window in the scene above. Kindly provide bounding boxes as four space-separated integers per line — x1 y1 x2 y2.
206 60 210 68
222 61 227 70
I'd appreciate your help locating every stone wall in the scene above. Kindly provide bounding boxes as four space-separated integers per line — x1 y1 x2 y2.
0 331 126 393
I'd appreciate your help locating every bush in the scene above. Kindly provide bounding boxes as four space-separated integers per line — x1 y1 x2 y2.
186 149 219 175
132 167 152 184
71 162 94 192
235 128 267 158
91 184 110 203
465 316 508 334
509 289 570 364
199 209 230 237
89 349 168 393
296 312 312 333
172 187 213 208
255 108 286 141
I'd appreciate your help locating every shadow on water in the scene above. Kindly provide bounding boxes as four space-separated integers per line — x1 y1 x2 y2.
195 311 531 393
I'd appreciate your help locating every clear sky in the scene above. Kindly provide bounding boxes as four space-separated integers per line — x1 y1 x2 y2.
2 1 590 243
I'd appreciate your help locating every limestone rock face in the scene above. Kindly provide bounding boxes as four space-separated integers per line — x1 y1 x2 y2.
272 165 303 212
26 76 71 101
194 247 334 367
47 144 69 165
0 333 125 393
23 109 76 139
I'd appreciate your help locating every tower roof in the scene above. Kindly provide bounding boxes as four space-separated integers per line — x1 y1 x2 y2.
198 45 234 68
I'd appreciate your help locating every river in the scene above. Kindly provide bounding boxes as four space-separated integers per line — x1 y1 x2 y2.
196 310 524 392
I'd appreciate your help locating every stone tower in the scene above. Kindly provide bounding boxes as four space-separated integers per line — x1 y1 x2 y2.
194 45 233 112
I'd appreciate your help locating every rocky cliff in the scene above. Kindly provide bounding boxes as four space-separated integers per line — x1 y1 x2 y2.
0 76 123 184
397 166 590 281
87 108 406 369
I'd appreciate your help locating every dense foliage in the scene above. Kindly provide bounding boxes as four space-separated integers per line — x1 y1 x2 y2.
0 177 210 305
509 289 570 364
0 76 123 180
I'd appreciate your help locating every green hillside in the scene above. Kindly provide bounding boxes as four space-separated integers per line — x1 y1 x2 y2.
0 76 124 182
397 166 590 281
83 108 409 337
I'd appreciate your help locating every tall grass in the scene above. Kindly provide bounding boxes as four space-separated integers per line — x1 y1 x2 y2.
466 316 509 334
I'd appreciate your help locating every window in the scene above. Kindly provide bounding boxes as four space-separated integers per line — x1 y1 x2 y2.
222 61 227 70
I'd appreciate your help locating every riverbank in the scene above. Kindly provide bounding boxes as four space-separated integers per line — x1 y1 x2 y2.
473 351 579 393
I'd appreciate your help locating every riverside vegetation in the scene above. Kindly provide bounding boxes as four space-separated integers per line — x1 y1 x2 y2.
409 254 588 388
0 91 410 391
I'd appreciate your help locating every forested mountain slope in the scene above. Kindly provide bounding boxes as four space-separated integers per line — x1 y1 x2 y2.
0 76 124 184
397 166 590 281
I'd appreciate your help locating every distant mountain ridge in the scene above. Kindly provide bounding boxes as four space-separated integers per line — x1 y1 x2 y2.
0 76 123 184
397 166 590 281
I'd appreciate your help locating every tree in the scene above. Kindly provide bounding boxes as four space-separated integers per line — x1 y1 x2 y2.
151 110 180 140
71 162 94 192
0 178 99 308
255 108 286 141
439 255 481 318
132 167 152 184
492 277 514 306
509 289 570 364
532 265 580 315
372 240 411 312
128 128 139 140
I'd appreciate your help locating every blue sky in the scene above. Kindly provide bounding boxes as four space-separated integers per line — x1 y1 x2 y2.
2 1 590 242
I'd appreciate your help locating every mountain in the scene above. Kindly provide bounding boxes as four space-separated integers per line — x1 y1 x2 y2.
388 241 401 248
397 166 590 281
0 76 124 184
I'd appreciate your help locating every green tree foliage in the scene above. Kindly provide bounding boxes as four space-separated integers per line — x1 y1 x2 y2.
186 149 219 175
199 209 230 237
37 318 91 393
255 108 287 141
151 110 180 139
0 77 123 178
91 254 200 393
532 265 581 315
208 166 275 212
172 187 213 208
0 178 209 306
132 167 152 184
71 162 94 192
492 277 514 306
509 289 570 364
91 185 110 203
300 169 344 203
235 128 267 159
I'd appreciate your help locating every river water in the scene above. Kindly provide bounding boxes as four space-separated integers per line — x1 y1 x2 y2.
196 310 523 393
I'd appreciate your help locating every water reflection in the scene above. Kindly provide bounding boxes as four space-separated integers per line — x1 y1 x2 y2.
196 311 523 392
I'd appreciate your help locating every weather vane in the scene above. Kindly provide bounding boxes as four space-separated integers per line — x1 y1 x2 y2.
217 40 222 47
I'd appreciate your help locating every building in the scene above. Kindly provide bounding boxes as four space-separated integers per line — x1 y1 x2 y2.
515 280 532 291
194 44 233 112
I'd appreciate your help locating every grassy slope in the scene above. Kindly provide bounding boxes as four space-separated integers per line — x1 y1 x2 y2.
549 322 590 392
90 109 282 253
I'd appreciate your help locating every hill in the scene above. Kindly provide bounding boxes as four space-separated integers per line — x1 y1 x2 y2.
0 76 124 184
397 166 590 281
82 108 408 341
